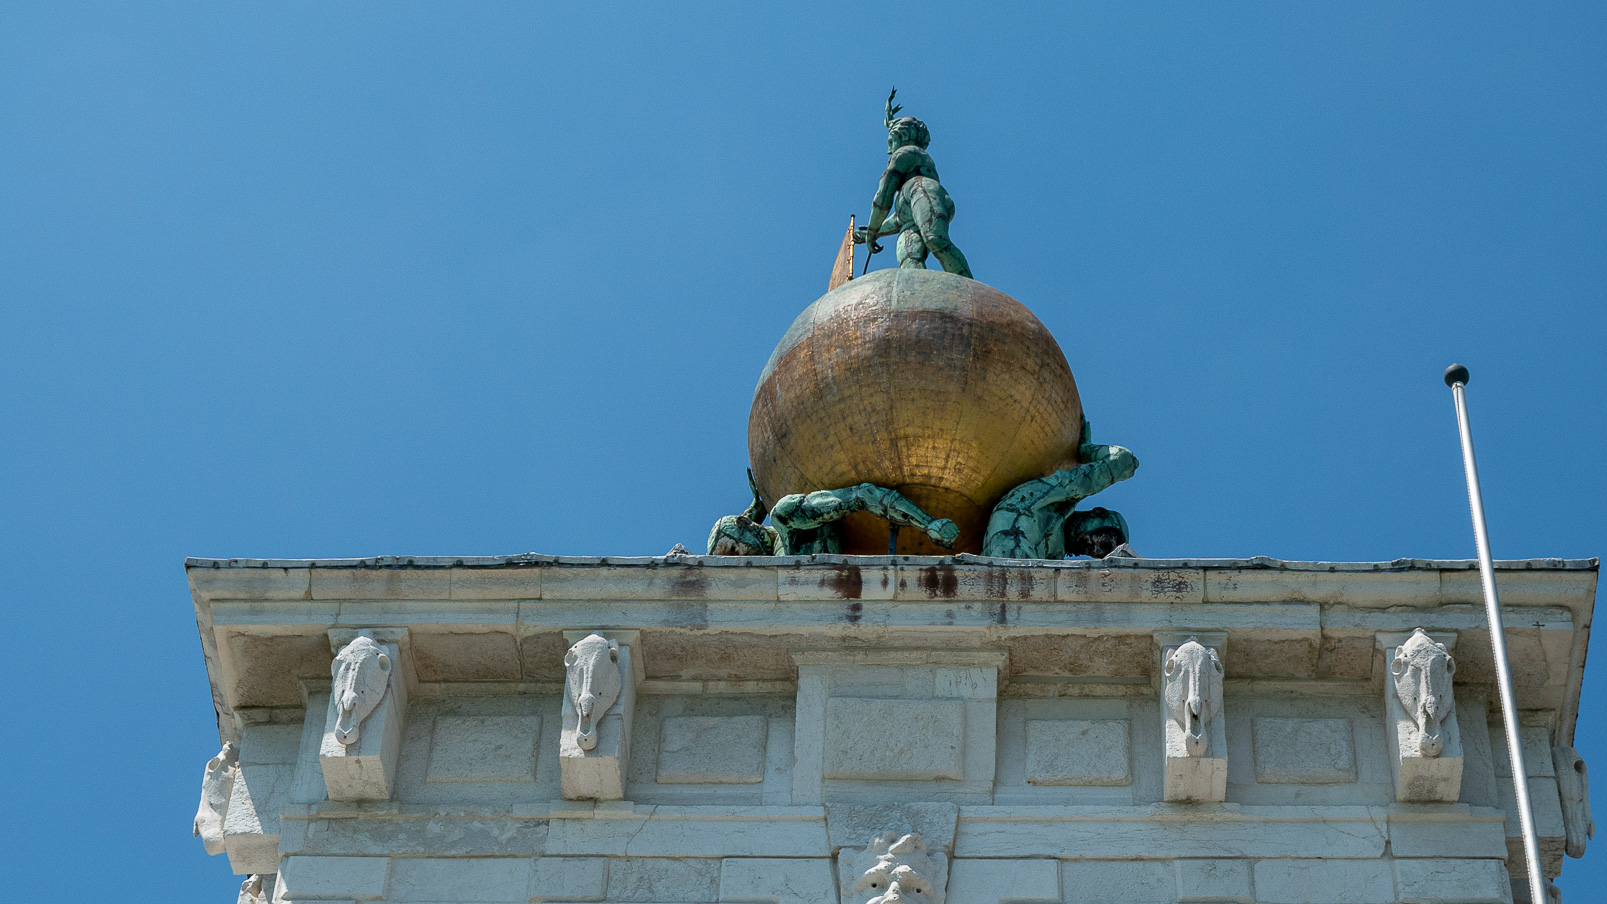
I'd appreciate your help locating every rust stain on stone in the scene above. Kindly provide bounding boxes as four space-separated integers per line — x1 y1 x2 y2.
981 568 1011 599
821 565 863 600
1015 570 1035 599
846 602 864 624
669 573 710 598
919 564 959 598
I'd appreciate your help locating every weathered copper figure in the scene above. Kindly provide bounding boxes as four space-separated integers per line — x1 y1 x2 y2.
853 88 972 278
982 420 1138 559
708 469 959 556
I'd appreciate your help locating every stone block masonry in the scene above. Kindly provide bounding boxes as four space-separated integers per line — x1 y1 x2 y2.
183 554 1596 902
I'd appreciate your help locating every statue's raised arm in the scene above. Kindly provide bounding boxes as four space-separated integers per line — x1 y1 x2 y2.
853 88 973 279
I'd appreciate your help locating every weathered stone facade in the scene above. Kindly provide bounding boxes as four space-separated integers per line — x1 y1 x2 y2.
189 553 1596 903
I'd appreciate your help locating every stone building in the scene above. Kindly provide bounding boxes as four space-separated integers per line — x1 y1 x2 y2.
190 131 1595 902
190 552 1596 903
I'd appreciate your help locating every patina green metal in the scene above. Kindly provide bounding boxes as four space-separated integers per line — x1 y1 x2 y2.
982 419 1139 559
708 470 959 556
853 88 973 279
707 470 779 556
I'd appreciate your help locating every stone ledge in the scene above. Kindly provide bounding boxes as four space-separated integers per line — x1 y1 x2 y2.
955 805 1390 859
274 803 1499 854
186 554 1601 570
189 556 1598 610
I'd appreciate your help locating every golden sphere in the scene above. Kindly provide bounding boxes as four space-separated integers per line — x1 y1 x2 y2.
748 268 1083 555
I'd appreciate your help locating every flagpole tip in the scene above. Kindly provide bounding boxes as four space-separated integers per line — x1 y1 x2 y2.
1444 363 1470 388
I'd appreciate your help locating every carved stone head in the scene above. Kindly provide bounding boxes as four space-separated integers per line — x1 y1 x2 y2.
564 634 622 751
193 741 239 854
1391 629 1456 757
1163 638 1223 756
850 833 944 904
1554 746 1595 859
331 634 392 747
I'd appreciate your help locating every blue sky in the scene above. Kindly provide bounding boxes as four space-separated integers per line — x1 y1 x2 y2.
2 3 1604 899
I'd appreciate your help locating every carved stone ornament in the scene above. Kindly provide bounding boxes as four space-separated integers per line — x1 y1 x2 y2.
1383 629 1462 802
1391 629 1456 757
1553 746 1594 859
193 741 239 855
237 874 264 904
564 633 622 752
841 833 947 904
320 630 409 801
1164 639 1222 757
1158 634 1228 802
331 634 393 747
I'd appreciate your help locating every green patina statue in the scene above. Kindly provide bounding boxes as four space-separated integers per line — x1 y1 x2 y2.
982 420 1139 560
852 88 973 278
708 470 959 556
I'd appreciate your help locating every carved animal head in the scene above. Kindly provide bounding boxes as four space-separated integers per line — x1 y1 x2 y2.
1391 629 1456 757
1554 745 1594 859
564 634 622 751
854 833 941 904
193 741 239 854
331 635 391 747
1163 639 1223 756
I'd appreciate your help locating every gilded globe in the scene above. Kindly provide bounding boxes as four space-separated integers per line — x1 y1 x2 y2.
748 268 1083 555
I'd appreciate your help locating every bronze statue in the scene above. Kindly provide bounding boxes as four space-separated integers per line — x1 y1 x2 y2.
854 88 972 278
982 420 1138 559
708 470 958 556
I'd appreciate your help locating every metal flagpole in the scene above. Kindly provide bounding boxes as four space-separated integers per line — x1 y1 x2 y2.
1443 363 1547 904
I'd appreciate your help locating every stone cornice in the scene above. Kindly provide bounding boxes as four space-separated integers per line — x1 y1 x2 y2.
186 555 1597 753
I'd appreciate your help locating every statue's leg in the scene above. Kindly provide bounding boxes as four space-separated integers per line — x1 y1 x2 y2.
773 485 957 548
896 227 929 269
832 484 959 548
773 491 848 529
920 215 972 279
981 482 1044 559
769 493 846 556
908 183 971 278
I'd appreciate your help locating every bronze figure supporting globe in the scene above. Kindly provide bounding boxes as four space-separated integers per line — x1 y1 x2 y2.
748 268 1083 555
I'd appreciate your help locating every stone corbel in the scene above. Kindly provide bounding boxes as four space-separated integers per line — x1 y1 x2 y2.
193 741 239 855
1553 746 1594 859
560 629 644 800
1155 631 1227 802
839 833 949 904
827 804 958 904
237 874 274 904
320 628 412 801
1379 629 1462 802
